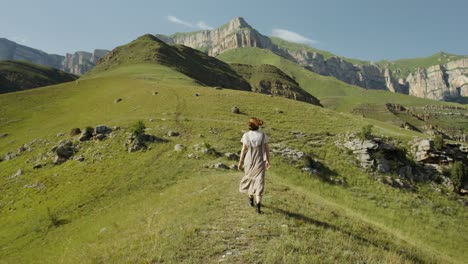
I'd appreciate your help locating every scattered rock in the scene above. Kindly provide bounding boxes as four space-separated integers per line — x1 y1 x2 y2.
94 133 107 141
95 125 113 135
114 98 122 103
187 153 200 159
271 143 307 164
4 152 15 161
9 169 22 179
57 133 65 137
17 144 28 154
53 140 77 165
152 91 158 95
302 167 319 175
231 106 240 114
225 152 240 160
210 163 229 169
174 144 185 152
229 164 238 170
214 86 223 90
56 145 75 159
275 108 284 114
33 163 43 169
23 182 45 190
194 93 200 96
167 131 179 137
76 155 85 162
70 128 81 136
53 156 68 165
79 129 93 142
149 118 154 122
126 133 166 152
0 133 8 138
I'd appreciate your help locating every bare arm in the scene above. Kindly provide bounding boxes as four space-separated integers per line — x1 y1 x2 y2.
265 143 271 169
238 144 247 171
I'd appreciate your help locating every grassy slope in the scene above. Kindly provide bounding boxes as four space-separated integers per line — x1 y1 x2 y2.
0 60 78 94
230 63 321 105
88 34 250 90
0 63 466 263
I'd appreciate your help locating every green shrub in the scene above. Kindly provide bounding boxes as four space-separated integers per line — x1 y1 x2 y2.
434 135 444 151
359 125 373 140
130 120 146 136
451 161 467 190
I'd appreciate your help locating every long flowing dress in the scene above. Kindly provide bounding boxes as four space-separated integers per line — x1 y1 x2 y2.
239 131 267 197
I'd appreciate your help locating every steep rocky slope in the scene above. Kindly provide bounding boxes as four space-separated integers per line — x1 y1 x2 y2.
0 38 108 75
0 60 78 93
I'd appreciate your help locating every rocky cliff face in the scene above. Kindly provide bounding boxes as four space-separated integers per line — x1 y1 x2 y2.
62 49 109 75
406 59 468 100
157 17 274 57
0 38 108 75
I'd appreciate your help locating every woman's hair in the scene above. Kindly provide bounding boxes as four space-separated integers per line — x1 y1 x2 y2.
248 117 264 130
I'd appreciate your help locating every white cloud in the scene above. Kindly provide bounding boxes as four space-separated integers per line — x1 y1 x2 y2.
167 15 213 30
271 29 317 45
167 15 194 28
196 21 213 30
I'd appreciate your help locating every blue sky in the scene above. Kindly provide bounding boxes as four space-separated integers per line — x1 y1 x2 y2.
1 0 467 61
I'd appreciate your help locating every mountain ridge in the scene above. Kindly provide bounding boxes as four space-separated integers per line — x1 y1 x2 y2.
158 17 468 102
0 38 109 75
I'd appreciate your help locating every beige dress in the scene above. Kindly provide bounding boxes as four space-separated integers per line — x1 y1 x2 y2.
239 131 267 197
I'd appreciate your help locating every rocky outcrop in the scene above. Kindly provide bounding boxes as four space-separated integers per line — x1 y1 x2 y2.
62 49 109 75
406 58 468 100
0 38 108 75
157 17 274 57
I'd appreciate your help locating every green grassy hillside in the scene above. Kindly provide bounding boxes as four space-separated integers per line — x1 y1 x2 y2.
1 60 467 263
88 34 251 90
218 48 468 138
0 60 78 94
230 63 321 105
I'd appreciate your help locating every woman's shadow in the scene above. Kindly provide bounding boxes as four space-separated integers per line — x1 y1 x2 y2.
262 205 425 264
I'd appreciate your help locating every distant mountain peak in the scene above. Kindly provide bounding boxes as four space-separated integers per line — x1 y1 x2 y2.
227 16 252 29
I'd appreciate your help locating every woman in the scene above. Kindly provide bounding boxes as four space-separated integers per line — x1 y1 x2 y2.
238 117 271 214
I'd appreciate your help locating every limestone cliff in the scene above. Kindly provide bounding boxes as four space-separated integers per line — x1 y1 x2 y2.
407 58 468 100
0 38 108 75
157 17 274 57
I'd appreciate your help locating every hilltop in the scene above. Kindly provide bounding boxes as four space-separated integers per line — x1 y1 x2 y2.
0 60 77 93
87 34 321 106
